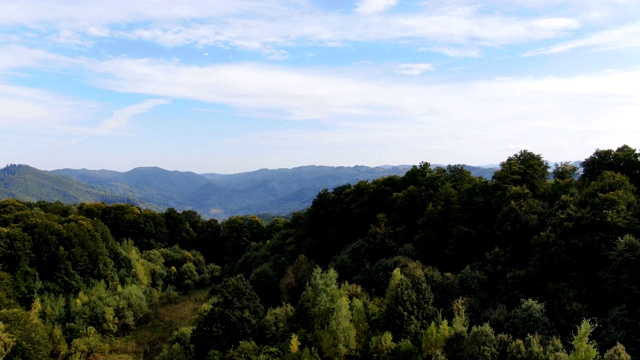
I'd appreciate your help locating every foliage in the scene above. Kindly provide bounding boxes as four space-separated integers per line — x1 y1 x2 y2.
0 145 638 359
0 322 15 360
191 275 264 357
463 323 498 360
568 320 599 360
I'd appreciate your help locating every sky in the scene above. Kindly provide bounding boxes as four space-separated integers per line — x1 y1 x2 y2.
1 0 639 174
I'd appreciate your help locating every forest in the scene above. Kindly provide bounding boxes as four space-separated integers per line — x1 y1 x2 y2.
0 145 639 359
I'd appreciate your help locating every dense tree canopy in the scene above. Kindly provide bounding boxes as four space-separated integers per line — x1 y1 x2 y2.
0 145 638 359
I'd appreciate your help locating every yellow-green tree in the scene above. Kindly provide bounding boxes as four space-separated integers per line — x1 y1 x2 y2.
568 320 598 360
0 322 15 360
298 268 356 359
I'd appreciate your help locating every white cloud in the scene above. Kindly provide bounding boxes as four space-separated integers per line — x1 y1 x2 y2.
1 1 582 57
524 21 640 56
0 45 77 72
0 1 286 28
396 63 434 75
0 82 95 130
105 11 580 60
90 98 171 135
48 29 94 47
420 47 481 57
355 0 398 14
86 58 640 141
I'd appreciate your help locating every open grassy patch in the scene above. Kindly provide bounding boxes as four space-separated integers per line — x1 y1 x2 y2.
109 288 211 359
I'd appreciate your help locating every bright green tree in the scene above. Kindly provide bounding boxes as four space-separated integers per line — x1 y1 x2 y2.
369 332 395 360
319 296 356 360
568 320 598 360
422 320 452 358
298 268 356 359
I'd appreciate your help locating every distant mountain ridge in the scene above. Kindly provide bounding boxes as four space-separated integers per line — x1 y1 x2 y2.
1 163 498 218
52 165 418 218
0 164 137 205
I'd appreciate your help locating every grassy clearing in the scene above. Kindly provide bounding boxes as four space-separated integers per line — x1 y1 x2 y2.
108 288 211 359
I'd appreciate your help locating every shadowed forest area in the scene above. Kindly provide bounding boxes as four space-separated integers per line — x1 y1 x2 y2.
0 145 639 359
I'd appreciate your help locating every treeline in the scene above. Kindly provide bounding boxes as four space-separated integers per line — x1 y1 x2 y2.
0 145 639 359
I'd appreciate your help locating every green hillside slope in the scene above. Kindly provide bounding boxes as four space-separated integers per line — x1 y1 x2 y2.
0 164 137 205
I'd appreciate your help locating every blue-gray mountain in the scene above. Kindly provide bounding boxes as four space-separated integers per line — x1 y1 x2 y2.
1 164 497 218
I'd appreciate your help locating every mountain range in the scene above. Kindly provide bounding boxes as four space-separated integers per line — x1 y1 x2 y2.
0 163 497 218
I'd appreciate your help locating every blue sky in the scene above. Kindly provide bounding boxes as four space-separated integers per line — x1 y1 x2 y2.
1 0 639 173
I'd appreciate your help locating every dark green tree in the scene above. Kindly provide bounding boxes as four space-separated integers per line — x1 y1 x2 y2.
581 145 640 188
384 262 436 343
492 150 550 197
505 299 553 339
0 307 50 360
463 323 498 360
191 275 264 357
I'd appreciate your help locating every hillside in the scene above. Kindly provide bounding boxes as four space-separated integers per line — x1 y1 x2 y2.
2 164 498 218
0 164 137 205
51 165 422 217
51 167 210 211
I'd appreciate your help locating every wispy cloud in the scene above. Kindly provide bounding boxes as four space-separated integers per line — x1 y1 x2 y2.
420 47 481 58
0 45 77 73
71 98 171 136
0 82 95 130
2 1 581 57
48 29 94 47
396 63 435 75
355 0 398 14
57 99 171 148
87 58 640 133
524 21 640 56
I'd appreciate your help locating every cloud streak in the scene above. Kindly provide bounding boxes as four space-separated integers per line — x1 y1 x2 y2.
92 98 170 135
524 21 640 55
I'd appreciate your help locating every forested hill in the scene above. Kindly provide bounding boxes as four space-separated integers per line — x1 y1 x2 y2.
51 164 491 218
51 165 417 217
0 145 638 359
0 164 137 205
1 164 497 219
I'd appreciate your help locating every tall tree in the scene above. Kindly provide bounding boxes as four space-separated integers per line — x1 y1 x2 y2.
581 145 640 188
191 275 264 357
463 323 498 360
297 268 356 359
492 150 550 197
384 262 436 343
568 320 599 360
